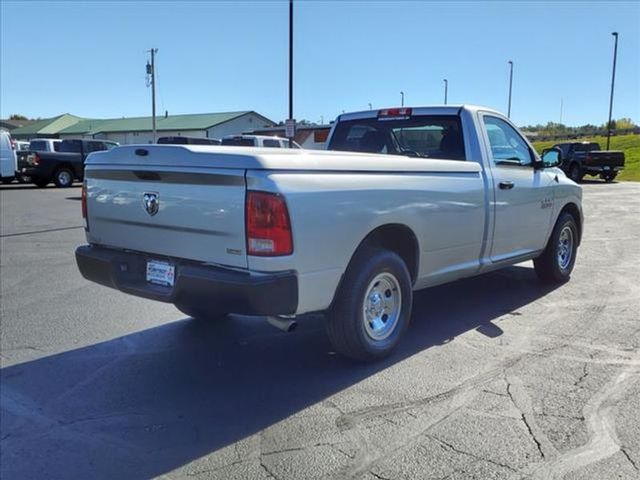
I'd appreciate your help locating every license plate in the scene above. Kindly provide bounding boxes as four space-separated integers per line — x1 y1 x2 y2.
146 260 175 287
604 166 610 170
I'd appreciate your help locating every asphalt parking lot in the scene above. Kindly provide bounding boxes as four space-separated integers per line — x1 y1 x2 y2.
1 181 639 480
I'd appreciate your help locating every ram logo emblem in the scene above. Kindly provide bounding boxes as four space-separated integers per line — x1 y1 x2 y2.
143 192 160 216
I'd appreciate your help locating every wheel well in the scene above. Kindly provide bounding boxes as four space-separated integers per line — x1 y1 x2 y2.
55 163 74 174
560 203 582 245
358 224 419 284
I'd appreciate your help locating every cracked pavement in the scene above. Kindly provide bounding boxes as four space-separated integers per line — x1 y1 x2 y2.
1 181 639 479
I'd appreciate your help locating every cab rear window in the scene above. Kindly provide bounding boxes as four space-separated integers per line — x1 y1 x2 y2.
328 115 466 160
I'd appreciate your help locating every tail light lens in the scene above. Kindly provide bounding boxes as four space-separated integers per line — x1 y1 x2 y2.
10 138 16 150
28 153 40 165
81 181 89 229
246 191 293 256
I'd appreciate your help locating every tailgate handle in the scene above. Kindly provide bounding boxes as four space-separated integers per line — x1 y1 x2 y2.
134 171 161 181
135 149 149 156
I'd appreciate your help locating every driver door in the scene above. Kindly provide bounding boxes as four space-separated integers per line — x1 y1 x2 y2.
481 114 555 262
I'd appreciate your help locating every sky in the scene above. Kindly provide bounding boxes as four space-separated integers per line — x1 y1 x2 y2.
1 1 639 127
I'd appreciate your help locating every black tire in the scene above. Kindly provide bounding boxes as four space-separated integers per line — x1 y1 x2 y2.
175 303 228 321
53 167 74 188
33 178 49 188
568 163 583 183
17 173 31 184
534 212 578 284
603 172 617 183
1 177 14 185
326 247 413 361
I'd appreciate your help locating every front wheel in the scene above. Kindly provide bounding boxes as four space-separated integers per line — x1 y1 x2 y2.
534 212 578 284
1 177 14 185
326 247 413 361
601 172 617 183
568 163 583 183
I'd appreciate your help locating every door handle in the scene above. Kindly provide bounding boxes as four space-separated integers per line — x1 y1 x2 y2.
499 181 515 190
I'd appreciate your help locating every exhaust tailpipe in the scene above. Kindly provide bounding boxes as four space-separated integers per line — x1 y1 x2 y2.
266 316 297 333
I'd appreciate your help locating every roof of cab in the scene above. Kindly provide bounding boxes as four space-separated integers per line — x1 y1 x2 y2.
336 105 504 122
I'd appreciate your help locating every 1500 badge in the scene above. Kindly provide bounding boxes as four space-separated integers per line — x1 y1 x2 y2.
541 198 553 209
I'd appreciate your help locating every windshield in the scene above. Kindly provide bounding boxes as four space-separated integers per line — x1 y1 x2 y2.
328 115 466 160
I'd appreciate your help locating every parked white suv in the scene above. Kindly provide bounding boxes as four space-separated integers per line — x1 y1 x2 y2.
221 135 300 148
0 130 18 184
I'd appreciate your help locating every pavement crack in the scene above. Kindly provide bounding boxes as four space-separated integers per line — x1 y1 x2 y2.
506 383 544 459
186 459 244 477
369 471 392 480
427 434 520 473
259 458 279 480
0 225 83 238
621 448 639 471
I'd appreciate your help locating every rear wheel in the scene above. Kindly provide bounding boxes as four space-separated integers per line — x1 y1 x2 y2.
17 173 31 184
53 167 74 188
534 212 578 284
568 163 583 183
175 303 228 321
601 172 617 183
326 247 413 361
1 177 14 185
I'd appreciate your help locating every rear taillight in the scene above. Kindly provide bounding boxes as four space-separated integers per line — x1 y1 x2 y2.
28 153 40 165
246 191 293 256
10 138 16 150
81 181 88 229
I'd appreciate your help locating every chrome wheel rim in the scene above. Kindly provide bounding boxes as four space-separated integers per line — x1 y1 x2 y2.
58 170 72 186
362 272 402 341
557 226 574 271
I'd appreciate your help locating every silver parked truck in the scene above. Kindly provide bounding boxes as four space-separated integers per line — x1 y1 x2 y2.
76 106 583 361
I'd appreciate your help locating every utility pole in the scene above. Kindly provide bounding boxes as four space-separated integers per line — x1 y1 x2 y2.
287 0 294 148
443 79 448 105
400 91 404 107
368 103 372 110
606 32 619 150
507 60 513 118
146 48 158 143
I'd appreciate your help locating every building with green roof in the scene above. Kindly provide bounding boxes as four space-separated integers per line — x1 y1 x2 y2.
9 114 84 140
10 111 276 144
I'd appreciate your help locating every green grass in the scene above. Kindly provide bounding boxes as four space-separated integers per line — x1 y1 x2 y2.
532 134 640 182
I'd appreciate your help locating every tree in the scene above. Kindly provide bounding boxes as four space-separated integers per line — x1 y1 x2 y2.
9 114 28 120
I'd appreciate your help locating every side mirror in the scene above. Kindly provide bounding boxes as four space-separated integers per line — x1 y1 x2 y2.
537 147 562 169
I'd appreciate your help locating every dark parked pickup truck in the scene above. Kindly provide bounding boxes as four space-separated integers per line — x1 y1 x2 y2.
21 139 118 187
554 142 625 183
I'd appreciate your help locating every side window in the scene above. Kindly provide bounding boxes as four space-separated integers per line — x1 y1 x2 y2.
483 116 533 166
263 139 281 148
87 142 105 153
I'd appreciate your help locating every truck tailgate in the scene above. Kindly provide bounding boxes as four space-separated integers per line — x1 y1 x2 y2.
584 151 625 168
84 164 248 269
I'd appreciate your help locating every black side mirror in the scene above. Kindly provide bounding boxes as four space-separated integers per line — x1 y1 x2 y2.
536 147 562 169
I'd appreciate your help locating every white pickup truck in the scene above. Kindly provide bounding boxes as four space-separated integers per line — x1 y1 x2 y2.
76 105 582 361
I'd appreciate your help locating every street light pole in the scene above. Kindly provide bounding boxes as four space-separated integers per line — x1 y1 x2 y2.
443 79 448 105
400 91 404 107
146 48 158 143
288 0 294 148
606 32 619 150
507 60 513 118
368 103 372 110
